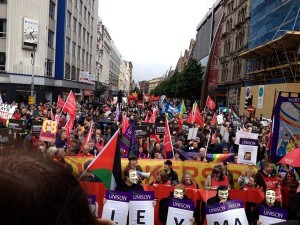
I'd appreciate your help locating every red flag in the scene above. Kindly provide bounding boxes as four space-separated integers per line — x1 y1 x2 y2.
122 114 129 134
50 110 55 121
62 91 76 116
57 95 64 109
144 111 149 123
211 114 217 126
210 132 216 144
163 120 173 159
81 122 94 150
149 108 157 123
150 135 161 144
64 116 75 147
187 102 204 126
206 95 216 110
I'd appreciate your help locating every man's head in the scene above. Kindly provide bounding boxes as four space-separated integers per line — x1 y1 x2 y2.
217 185 229 201
164 160 172 170
265 189 276 205
173 184 185 199
199 147 206 156
222 146 229 154
263 161 274 174
124 168 139 184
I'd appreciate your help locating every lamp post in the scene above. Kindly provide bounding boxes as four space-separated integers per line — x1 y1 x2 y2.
30 47 36 97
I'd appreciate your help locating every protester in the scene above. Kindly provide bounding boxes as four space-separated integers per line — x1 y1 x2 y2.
150 170 170 187
255 161 279 191
115 168 144 192
77 144 94 157
280 171 299 208
238 168 255 189
164 160 179 185
180 171 199 189
0 149 116 225
220 161 234 189
204 165 230 190
78 160 101 182
207 185 231 204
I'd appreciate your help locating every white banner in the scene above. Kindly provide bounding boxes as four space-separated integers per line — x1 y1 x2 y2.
129 191 155 225
0 104 16 121
236 132 259 165
166 198 194 225
217 114 224 124
102 190 130 225
206 200 248 225
259 206 287 225
257 85 264 109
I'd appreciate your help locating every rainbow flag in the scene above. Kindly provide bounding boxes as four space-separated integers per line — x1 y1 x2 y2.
206 153 235 162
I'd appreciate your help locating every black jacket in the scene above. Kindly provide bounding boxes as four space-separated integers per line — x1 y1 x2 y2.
249 201 282 225
166 168 179 185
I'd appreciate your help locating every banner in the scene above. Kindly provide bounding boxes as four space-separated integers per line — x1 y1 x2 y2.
271 96 300 162
155 123 165 135
8 119 26 133
182 122 193 135
129 191 155 225
166 198 195 225
141 123 156 135
39 120 58 142
0 128 14 147
237 138 258 165
205 200 248 225
135 125 150 138
0 104 16 124
31 120 43 134
259 206 287 225
102 190 130 225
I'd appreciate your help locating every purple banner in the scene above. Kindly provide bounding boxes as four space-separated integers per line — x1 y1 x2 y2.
259 206 288 220
105 190 131 202
205 200 244 215
239 138 259 146
169 198 195 211
131 191 155 201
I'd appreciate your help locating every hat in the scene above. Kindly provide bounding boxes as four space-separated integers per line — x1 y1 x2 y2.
176 136 185 142
128 155 138 161
164 160 172 166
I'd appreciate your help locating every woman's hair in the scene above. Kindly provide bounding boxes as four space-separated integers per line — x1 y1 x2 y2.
0 149 98 225
181 171 195 185
174 183 186 192
156 170 169 184
211 165 224 180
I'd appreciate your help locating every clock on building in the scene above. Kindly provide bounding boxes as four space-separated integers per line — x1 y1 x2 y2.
23 18 39 49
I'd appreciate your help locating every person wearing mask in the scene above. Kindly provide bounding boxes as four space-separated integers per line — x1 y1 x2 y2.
115 168 144 193
164 160 179 185
207 185 231 204
250 189 282 225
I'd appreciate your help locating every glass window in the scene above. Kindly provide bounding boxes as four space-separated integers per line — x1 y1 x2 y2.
48 30 54 48
78 23 82 36
0 52 5 71
83 28 86 40
77 46 81 59
65 63 70 79
74 0 78 8
49 0 55 19
87 32 89 45
67 11 71 27
84 6 87 19
66 37 70 53
86 52 88 64
0 19 6 38
79 0 83 14
45 59 53 77
71 66 76 80
73 17 77 32
72 42 76 56
82 49 85 62
0 0 7 3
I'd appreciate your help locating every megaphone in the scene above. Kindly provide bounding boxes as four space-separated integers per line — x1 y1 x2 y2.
137 171 151 180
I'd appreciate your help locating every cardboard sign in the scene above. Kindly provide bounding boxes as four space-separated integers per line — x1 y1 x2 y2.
166 198 195 225
39 120 58 142
182 122 193 135
155 123 165 135
8 119 26 134
0 128 15 147
32 120 43 134
259 206 287 224
135 125 150 138
102 190 131 225
141 122 156 135
129 191 155 225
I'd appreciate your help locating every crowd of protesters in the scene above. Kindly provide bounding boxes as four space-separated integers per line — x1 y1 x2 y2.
1 96 300 224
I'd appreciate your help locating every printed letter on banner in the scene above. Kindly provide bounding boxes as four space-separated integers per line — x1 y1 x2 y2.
129 191 154 225
259 206 287 225
102 190 130 225
205 200 248 225
166 198 195 225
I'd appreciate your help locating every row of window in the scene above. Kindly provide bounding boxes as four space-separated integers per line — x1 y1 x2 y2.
66 3 94 30
65 37 92 65
223 29 245 56
221 59 243 83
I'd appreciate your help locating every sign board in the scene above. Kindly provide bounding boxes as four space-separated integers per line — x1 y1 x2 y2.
182 122 193 135
257 85 264 109
0 128 15 147
28 95 35 105
32 120 43 134
8 119 26 133
135 125 150 138
141 122 156 135
155 123 165 135
39 120 58 142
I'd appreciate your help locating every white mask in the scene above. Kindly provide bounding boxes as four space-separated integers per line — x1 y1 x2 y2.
174 189 184 199
266 190 276 204
218 189 229 201
129 171 138 184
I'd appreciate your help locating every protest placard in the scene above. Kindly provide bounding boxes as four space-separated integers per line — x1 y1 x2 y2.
166 198 195 225
259 205 287 225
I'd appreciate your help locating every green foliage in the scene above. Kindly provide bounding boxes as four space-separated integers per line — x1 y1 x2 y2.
152 58 203 100
131 86 141 94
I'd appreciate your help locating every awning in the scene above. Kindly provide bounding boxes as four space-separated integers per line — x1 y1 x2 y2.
240 31 300 59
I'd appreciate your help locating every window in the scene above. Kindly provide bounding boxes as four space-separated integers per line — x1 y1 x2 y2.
48 30 54 48
71 66 76 80
77 68 80 79
0 19 6 38
78 46 81 59
0 52 5 71
90 36 93 46
79 0 83 14
90 54 92 66
65 63 71 79
83 28 86 40
84 7 87 19
67 11 71 27
73 17 77 32
0 0 7 3
86 52 89 64
87 32 89 45
66 37 70 53
49 0 55 19
78 23 82 36
91 17 94 25
88 12 90 24
72 42 76 56
45 59 53 77
82 49 85 62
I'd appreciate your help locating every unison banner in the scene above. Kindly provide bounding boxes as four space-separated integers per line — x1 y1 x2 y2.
259 206 287 225
205 200 248 225
166 198 194 225
102 190 130 225
129 191 155 225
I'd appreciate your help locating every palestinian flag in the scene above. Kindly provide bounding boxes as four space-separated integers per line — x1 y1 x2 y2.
87 130 122 190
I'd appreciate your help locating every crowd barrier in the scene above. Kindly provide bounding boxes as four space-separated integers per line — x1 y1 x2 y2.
66 157 258 189
80 181 265 225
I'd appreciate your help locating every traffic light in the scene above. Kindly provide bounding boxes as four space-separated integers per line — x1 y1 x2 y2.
244 97 249 109
248 96 253 106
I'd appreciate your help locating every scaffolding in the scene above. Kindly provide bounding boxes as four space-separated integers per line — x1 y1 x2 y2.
240 0 300 84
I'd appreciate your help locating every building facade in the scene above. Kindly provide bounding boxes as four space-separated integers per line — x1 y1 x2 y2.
0 0 99 103
109 41 121 96
148 77 162 93
138 80 149 94
218 0 250 111
119 60 132 96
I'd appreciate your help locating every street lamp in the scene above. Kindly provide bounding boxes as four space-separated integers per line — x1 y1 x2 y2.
30 47 36 97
